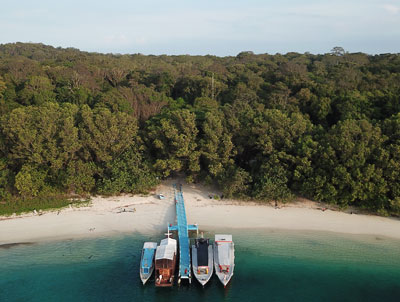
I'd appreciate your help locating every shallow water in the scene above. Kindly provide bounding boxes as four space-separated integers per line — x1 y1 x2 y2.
1 229 400 302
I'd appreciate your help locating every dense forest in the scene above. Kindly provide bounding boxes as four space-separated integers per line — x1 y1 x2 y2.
0 43 399 215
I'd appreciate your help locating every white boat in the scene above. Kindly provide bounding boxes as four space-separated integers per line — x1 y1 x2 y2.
214 234 234 287
140 242 157 285
192 237 213 286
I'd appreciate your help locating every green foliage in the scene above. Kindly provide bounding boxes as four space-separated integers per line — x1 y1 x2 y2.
64 160 97 194
98 147 159 195
19 76 56 105
96 88 133 114
297 88 331 124
306 120 389 210
253 158 293 201
1 102 81 174
0 158 12 199
173 75 211 103
145 108 200 177
0 43 399 215
15 165 47 198
79 105 137 164
382 114 400 213
56 86 92 106
246 109 314 201
194 97 219 112
200 111 235 178
217 165 252 198
0 76 6 98
0 194 88 216
389 198 400 215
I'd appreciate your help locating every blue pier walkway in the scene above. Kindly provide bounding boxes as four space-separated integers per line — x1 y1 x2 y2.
168 184 198 284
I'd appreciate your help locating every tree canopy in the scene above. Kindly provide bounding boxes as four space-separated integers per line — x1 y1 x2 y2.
0 42 400 215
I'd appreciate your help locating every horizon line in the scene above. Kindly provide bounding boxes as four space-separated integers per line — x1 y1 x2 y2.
1 41 399 58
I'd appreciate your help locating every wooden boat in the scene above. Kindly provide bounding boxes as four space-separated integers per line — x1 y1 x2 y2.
139 242 157 285
155 231 177 287
192 237 213 286
214 234 235 287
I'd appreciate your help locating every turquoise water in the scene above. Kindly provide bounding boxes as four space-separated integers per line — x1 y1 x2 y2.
1 229 400 302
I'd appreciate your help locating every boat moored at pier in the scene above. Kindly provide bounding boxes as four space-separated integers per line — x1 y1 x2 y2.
214 234 235 287
140 242 157 285
155 231 177 287
192 237 214 286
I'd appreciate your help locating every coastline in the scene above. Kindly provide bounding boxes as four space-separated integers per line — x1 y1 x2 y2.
1 180 400 245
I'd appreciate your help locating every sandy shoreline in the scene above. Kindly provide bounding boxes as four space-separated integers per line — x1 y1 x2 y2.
1 180 400 245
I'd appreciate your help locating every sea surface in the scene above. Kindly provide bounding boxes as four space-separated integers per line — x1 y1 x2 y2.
1 229 400 302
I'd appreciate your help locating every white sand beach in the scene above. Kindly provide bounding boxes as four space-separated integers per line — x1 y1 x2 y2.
1 180 400 245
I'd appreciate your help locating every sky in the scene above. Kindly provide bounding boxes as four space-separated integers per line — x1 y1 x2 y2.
0 0 399 56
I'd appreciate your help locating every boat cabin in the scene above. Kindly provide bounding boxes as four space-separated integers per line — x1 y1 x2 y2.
141 243 157 273
155 238 177 286
196 238 209 274
215 235 233 273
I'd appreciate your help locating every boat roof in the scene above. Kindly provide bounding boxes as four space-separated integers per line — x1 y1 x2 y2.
155 244 176 260
217 243 232 266
160 237 177 247
141 248 155 268
143 242 157 249
215 234 232 242
196 238 209 266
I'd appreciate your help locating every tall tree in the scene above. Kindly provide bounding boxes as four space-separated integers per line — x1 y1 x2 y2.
145 108 200 178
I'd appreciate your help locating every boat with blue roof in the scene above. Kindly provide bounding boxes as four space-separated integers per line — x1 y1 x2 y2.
140 242 157 285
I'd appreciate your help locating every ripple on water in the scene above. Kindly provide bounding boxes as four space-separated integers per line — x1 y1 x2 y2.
1 229 400 302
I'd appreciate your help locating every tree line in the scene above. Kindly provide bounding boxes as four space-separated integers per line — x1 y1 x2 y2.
0 43 399 215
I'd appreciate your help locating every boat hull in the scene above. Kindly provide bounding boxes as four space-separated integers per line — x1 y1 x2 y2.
154 256 177 287
155 236 177 287
140 270 153 285
139 242 157 285
214 235 235 287
192 244 213 286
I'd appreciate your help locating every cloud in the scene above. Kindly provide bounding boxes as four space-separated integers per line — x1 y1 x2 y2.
383 4 400 14
11 8 47 19
103 34 130 45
